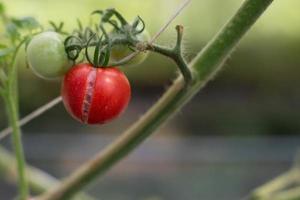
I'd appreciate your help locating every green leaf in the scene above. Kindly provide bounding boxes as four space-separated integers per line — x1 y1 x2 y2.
6 22 20 41
12 17 40 30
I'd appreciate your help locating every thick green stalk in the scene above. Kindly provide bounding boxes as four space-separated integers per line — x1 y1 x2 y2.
37 0 274 199
191 0 273 82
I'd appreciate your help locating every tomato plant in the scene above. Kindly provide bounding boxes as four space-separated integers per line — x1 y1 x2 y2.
61 63 131 124
27 31 71 79
0 2 277 200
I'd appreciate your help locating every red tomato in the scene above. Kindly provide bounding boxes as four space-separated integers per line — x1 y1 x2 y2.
61 63 131 124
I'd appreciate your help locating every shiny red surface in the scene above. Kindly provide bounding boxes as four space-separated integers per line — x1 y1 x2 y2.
61 63 131 124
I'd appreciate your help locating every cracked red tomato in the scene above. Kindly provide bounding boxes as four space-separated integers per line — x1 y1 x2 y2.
61 63 131 124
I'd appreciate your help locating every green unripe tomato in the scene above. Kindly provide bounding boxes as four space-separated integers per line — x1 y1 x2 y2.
27 31 71 79
110 30 150 66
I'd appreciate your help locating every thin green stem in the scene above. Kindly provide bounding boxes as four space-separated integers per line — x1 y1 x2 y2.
0 87 5 97
36 0 274 200
0 96 62 141
4 94 28 200
3 40 29 199
173 25 193 85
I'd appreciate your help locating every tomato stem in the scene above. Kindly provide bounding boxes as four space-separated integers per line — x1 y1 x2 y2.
145 25 193 86
4 94 29 200
0 87 5 97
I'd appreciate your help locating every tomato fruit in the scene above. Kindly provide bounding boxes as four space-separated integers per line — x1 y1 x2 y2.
110 31 150 66
61 63 131 124
27 31 71 79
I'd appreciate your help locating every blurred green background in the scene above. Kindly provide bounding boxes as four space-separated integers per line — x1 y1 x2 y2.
1 0 300 199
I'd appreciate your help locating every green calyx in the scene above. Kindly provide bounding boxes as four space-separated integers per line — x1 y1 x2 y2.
64 8 149 68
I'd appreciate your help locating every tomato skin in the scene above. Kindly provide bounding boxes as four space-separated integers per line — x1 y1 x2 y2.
27 31 71 79
110 31 150 66
61 63 131 124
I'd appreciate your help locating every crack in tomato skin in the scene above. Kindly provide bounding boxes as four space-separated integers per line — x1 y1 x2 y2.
61 64 91 123
87 68 131 124
61 63 131 125
82 68 97 123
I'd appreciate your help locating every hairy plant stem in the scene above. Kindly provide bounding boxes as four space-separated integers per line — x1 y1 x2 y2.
36 0 274 200
148 25 193 85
